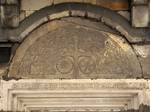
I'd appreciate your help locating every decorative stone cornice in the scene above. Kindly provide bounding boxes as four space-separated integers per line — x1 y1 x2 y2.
0 79 150 112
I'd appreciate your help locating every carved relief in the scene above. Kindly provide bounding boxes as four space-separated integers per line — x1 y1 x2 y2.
56 57 74 74
9 19 142 79
78 56 96 75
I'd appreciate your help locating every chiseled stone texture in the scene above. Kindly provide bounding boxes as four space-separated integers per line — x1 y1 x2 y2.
0 65 8 78
20 0 96 11
8 18 142 79
21 0 53 11
133 45 150 78
132 6 149 27
0 79 149 111
19 0 129 21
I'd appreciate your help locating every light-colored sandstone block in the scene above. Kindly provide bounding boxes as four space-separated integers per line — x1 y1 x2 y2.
19 11 26 21
83 0 96 4
21 0 53 11
49 11 69 20
0 79 149 111
0 66 7 78
54 0 83 4
25 10 35 17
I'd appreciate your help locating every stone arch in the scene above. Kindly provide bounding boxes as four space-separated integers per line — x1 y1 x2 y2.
8 3 147 43
8 3 142 79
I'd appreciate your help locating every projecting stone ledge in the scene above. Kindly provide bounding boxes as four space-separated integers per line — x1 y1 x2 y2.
0 79 150 112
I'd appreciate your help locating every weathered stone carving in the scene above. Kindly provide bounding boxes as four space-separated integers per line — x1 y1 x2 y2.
9 18 142 79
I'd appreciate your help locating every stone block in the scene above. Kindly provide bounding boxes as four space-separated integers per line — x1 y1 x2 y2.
54 0 83 4
0 79 149 111
132 6 149 27
133 45 150 78
132 0 148 5
19 11 26 22
21 0 53 11
83 0 96 4
0 66 8 78
0 0 19 5
25 10 35 17
1 5 19 28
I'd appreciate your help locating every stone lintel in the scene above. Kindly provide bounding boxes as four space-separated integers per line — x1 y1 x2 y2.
0 79 150 111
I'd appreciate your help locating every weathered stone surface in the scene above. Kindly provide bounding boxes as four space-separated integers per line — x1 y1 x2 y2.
0 1 20 28
117 11 130 21
0 1 150 111
132 6 149 27
21 0 53 11
0 79 150 111
0 65 8 78
133 45 150 78
20 0 129 22
9 18 142 79
0 0 19 5
21 0 129 11
132 0 148 5
3 3 149 43
54 0 83 4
